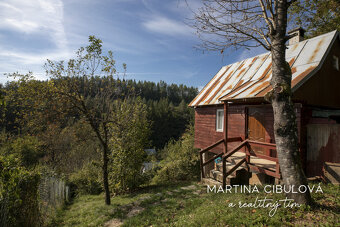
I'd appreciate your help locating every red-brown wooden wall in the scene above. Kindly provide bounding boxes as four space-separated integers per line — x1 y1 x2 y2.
194 104 303 162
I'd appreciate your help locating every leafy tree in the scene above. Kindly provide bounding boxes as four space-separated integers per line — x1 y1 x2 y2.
2 73 60 134
45 36 127 205
192 0 311 204
109 98 150 194
290 0 340 37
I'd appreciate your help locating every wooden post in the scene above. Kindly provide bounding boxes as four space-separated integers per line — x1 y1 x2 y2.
222 156 226 187
223 102 228 154
223 102 228 188
244 107 250 164
244 106 249 140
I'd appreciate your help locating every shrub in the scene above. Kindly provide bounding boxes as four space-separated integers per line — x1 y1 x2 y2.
151 124 200 184
0 155 41 227
69 162 102 195
0 135 44 168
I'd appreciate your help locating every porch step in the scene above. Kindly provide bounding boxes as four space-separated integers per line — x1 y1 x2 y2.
203 156 250 186
225 151 247 164
201 177 222 187
215 162 246 174
209 169 234 182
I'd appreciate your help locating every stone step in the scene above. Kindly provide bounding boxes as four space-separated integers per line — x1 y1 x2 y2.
209 169 234 182
201 177 222 187
215 162 246 173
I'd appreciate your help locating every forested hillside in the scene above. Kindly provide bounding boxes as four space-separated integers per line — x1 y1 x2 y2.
0 77 197 150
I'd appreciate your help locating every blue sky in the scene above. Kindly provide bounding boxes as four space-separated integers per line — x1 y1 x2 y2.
0 0 265 88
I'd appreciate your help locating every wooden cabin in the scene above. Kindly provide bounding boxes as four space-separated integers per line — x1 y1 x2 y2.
189 30 340 185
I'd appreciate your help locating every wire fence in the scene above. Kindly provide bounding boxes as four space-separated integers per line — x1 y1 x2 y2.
38 175 70 221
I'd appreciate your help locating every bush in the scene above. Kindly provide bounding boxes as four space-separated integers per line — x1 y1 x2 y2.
0 155 41 227
151 124 200 184
0 135 44 168
109 98 150 194
69 162 102 195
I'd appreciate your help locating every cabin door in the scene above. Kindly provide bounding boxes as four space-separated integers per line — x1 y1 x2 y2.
248 108 266 155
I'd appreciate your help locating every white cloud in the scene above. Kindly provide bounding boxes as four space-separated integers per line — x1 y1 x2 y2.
0 49 73 66
0 0 71 83
142 16 192 37
0 48 73 84
0 0 67 49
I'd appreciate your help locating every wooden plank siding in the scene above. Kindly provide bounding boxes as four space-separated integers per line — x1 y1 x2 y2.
194 105 245 153
306 124 340 177
194 104 303 159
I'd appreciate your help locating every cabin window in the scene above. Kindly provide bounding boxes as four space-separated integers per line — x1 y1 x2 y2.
332 55 339 71
216 109 224 132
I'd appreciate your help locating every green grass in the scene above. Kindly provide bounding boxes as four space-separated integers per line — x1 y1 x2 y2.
52 182 340 227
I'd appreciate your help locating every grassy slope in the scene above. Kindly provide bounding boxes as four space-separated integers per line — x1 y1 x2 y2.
52 182 339 227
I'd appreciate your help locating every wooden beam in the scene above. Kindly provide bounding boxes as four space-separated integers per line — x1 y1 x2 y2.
199 139 224 154
247 140 277 148
222 156 226 187
248 164 281 179
222 140 248 160
225 158 246 177
227 137 243 143
245 106 249 139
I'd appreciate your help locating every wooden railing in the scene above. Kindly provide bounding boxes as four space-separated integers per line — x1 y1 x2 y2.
222 140 248 186
199 138 281 187
246 140 280 179
199 139 224 178
199 137 242 178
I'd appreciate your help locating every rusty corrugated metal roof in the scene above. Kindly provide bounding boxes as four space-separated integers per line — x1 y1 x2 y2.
189 30 339 107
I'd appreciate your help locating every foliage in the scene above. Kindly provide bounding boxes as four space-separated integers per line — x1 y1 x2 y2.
69 162 102 195
147 98 194 149
0 134 44 168
290 0 340 37
0 155 41 227
151 125 199 184
40 120 101 175
109 98 150 194
2 72 60 134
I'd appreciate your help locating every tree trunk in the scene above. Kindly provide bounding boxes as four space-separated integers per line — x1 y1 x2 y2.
269 0 312 205
103 145 111 205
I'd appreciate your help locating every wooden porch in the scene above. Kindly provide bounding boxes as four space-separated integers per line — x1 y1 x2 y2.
199 102 281 186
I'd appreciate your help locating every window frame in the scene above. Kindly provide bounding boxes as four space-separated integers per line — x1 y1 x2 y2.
216 109 224 132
